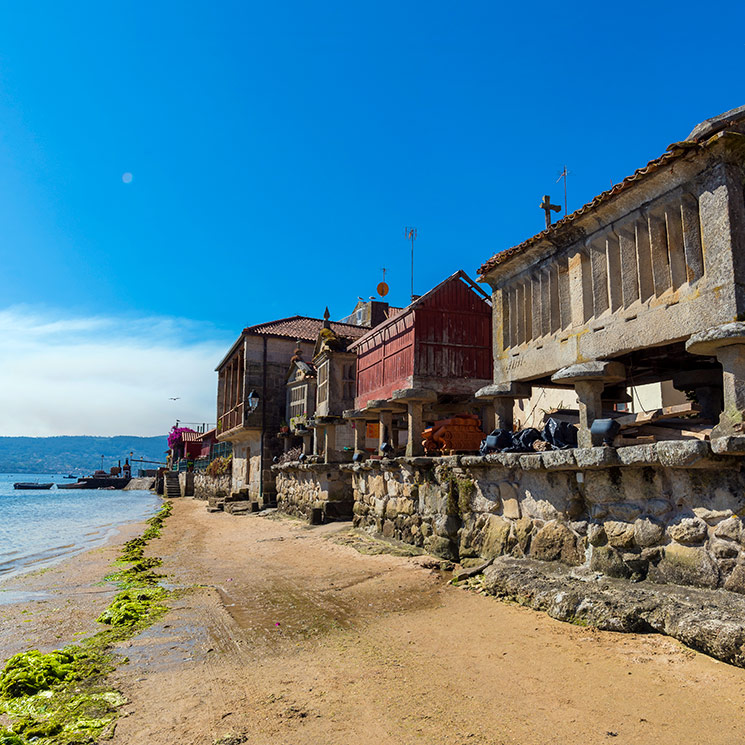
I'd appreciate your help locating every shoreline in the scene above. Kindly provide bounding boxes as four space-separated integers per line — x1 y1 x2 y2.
0 483 161 590
0 511 156 663
3 499 745 743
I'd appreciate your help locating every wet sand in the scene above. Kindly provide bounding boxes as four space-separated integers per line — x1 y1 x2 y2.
3 498 745 744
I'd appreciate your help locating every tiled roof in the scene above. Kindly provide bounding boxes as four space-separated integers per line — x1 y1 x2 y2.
477 140 704 279
244 315 369 342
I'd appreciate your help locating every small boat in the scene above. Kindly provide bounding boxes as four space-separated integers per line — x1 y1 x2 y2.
13 482 54 490
63 474 76 479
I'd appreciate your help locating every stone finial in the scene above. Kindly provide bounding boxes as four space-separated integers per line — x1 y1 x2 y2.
322 307 331 330
290 339 303 363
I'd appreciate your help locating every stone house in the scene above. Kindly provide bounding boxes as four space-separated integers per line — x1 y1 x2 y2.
215 314 368 505
216 301 398 505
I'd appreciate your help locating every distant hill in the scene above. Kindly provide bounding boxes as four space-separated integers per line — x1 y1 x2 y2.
0 436 168 474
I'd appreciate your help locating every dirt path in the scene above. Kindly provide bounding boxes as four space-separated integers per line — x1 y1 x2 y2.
97 499 745 745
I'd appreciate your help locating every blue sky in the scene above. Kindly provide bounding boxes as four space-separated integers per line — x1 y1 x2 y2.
1 1 743 435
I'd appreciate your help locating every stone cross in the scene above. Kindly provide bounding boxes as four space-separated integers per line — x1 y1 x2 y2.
540 194 562 228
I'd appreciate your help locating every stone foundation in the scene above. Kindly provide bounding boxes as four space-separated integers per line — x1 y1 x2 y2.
343 441 745 592
193 472 231 501
273 463 354 522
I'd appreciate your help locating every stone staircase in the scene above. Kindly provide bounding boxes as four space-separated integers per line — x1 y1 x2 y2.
164 472 181 499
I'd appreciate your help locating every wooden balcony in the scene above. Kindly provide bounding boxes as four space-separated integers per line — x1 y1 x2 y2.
218 402 244 435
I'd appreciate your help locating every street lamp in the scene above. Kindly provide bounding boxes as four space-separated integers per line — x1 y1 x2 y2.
247 390 260 413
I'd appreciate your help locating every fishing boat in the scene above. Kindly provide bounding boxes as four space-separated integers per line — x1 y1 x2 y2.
13 482 54 490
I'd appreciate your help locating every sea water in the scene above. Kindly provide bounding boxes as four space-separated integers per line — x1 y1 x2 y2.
0 472 161 588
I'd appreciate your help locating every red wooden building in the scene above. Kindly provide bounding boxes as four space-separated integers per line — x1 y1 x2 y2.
350 270 493 408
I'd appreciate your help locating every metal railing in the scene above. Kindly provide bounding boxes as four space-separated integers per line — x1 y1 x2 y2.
175 420 216 434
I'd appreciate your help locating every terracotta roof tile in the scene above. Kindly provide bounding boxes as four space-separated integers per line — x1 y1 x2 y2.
477 141 703 279
244 315 369 342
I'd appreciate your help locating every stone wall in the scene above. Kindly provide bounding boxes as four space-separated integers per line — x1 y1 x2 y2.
192 471 231 501
274 463 354 521
345 441 745 593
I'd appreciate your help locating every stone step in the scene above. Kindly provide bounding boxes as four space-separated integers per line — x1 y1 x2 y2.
225 500 253 514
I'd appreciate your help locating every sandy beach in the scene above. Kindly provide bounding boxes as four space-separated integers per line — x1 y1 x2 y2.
3 498 745 745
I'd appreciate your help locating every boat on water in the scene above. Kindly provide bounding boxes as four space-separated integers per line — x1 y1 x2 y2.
13 482 54 490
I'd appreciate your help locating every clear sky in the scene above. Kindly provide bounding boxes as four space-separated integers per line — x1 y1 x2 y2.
1 1 743 435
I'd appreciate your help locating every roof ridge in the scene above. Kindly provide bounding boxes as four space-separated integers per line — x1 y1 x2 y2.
477 141 705 278
245 314 369 333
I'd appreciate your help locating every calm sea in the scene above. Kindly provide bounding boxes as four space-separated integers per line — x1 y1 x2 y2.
0 472 161 586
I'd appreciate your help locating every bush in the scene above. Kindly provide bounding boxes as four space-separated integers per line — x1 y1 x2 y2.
206 454 232 477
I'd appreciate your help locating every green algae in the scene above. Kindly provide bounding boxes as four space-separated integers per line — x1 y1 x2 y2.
0 500 174 744
0 648 103 698
97 586 167 628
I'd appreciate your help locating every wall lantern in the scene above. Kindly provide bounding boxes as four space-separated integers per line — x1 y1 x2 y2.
247 390 260 413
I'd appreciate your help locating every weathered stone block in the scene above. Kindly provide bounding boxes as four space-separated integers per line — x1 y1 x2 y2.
657 440 713 468
714 516 743 542
693 507 734 524
711 539 739 559
529 522 583 566
649 544 720 588
604 520 635 549
590 545 631 579
607 502 643 522
570 520 588 535
574 448 619 469
668 516 708 545
434 515 460 538
587 523 607 546
382 520 395 538
502 497 521 520
589 504 609 520
512 517 533 552
645 498 673 517
518 454 543 470
480 515 513 559
710 436 745 455
424 535 456 560
616 444 659 466
540 450 577 470
634 517 664 548
370 475 386 498
724 564 745 594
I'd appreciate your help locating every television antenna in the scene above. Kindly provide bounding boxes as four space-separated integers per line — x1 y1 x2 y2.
404 227 417 301
377 267 389 297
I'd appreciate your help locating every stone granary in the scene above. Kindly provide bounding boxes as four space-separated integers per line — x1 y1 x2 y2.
477 105 745 450
215 314 367 505
284 309 364 462
344 270 493 457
